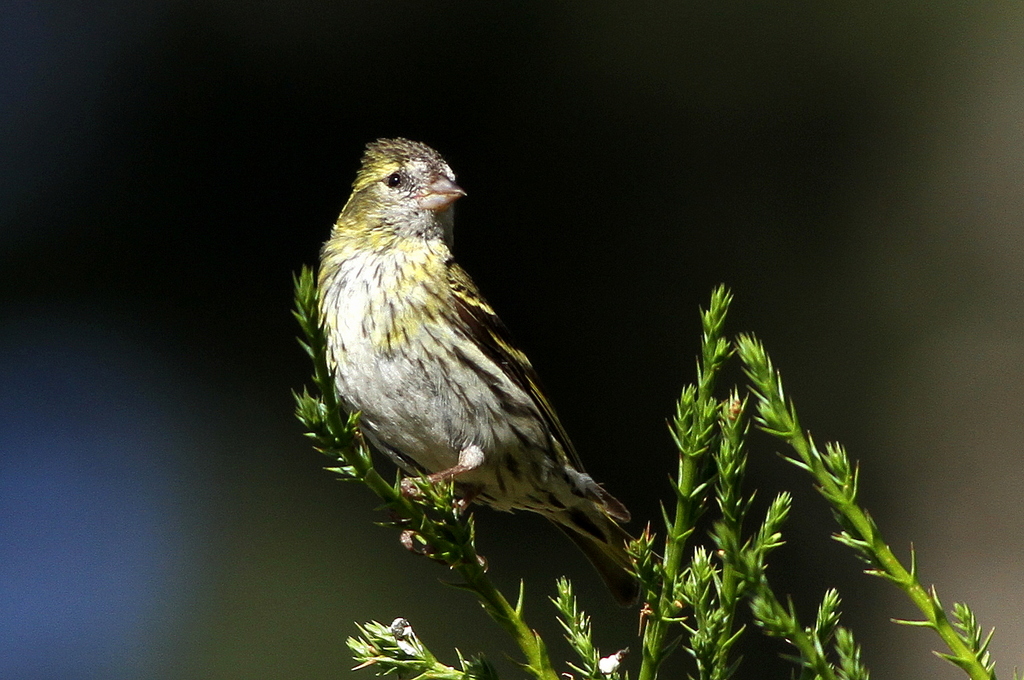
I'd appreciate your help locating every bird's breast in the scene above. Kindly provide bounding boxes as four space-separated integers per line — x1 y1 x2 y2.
317 243 558 499
321 246 449 353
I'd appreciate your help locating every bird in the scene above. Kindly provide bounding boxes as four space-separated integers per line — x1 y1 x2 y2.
317 138 638 605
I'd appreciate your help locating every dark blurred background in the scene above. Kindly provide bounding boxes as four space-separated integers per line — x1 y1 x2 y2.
2 1 1022 678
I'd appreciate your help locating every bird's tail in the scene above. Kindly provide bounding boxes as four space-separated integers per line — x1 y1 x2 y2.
550 507 640 607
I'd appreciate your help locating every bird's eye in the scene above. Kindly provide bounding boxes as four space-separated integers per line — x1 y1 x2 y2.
385 172 403 188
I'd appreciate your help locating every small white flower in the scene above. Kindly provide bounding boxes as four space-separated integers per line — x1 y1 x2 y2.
598 648 628 675
390 617 419 656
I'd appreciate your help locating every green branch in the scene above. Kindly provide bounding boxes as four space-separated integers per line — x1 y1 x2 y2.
552 577 627 680
294 266 1003 680
636 286 739 680
736 333 996 680
348 618 498 680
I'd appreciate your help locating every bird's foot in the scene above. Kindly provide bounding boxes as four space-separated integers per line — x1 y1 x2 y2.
399 445 484 513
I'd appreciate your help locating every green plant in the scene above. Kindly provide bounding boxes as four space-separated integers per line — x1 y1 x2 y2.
293 267 1008 680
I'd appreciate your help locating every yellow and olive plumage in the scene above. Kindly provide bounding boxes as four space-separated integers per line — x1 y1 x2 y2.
318 138 638 605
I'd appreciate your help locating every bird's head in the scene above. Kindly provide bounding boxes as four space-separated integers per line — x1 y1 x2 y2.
340 138 465 246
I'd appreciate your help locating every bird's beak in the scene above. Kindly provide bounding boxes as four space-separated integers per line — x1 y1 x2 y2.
417 175 466 212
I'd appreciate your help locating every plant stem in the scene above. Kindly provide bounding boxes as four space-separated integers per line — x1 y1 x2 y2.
787 429 989 680
638 287 733 680
737 334 994 680
463 571 556 680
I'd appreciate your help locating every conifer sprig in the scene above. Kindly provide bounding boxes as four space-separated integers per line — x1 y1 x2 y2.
295 269 1006 680
737 334 995 680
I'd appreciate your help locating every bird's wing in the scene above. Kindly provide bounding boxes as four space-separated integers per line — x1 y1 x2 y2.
446 263 585 472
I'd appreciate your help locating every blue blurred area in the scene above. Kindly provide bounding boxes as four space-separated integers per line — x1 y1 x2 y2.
0 313 209 679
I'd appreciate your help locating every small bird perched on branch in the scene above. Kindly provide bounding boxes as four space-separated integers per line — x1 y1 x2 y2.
318 138 638 605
